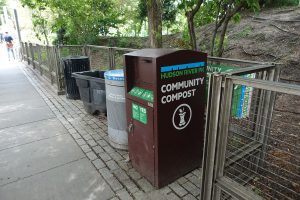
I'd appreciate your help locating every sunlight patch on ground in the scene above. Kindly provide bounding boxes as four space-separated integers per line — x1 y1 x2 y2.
85 183 106 200
0 104 25 113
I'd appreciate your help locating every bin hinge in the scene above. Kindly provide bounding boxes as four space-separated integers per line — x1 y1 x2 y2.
127 123 134 133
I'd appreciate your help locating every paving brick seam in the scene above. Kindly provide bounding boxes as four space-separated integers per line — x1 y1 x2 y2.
21 64 202 199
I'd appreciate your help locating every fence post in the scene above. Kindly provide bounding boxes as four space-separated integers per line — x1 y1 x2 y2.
36 44 43 75
111 47 116 68
82 45 88 56
108 47 116 69
257 65 280 167
54 46 64 95
253 71 267 143
25 42 30 65
212 76 234 200
83 45 92 69
46 46 54 85
20 42 24 61
87 46 91 68
201 74 223 200
29 43 35 69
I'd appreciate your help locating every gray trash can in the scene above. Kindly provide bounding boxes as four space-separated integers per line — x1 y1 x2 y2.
104 69 127 150
72 70 106 114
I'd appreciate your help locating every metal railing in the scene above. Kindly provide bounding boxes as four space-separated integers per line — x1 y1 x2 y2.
21 42 273 95
201 64 300 200
20 42 136 94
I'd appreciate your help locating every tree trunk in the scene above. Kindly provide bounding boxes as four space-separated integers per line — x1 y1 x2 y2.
211 1 224 56
147 0 162 48
217 16 230 57
187 13 197 50
216 4 243 57
211 26 217 56
41 20 49 45
185 0 203 51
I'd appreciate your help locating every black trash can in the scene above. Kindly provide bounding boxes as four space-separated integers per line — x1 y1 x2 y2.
72 70 106 114
63 56 90 99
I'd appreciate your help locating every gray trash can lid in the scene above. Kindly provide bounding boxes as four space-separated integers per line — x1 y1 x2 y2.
63 55 88 59
104 69 124 81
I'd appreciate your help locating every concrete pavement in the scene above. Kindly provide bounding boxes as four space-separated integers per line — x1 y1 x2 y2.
0 47 202 199
0 57 114 199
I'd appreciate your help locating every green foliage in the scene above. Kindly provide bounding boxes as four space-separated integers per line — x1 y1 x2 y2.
238 25 254 37
178 0 200 11
232 13 241 23
106 36 145 48
212 34 228 55
162 0 177 30
194 1 215 27
136 0 178 33
137 0 147 20
181 27 192 49
0 0 6 15
21 0 123 45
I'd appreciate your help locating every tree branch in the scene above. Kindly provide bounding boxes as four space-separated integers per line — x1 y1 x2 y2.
190 0 204 17
270 23 300 37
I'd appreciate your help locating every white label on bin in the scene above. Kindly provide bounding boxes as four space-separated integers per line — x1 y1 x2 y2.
108 93 125 100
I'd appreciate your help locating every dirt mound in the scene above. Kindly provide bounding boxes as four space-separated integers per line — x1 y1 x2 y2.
197 7 300 83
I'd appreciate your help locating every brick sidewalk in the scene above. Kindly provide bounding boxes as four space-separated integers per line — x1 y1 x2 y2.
21 63 202 200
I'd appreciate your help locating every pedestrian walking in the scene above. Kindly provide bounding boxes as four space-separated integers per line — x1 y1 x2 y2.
4 32 15 60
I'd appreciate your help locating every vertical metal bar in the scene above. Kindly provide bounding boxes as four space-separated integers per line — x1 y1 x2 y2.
201 74 223 200
254 71 267 140
249 71 267 173
258 67 276 167
212 77 234 200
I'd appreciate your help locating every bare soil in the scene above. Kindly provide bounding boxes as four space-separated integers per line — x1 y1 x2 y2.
190 7 300 199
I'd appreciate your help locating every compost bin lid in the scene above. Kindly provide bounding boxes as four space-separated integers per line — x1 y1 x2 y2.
104 69 124 81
